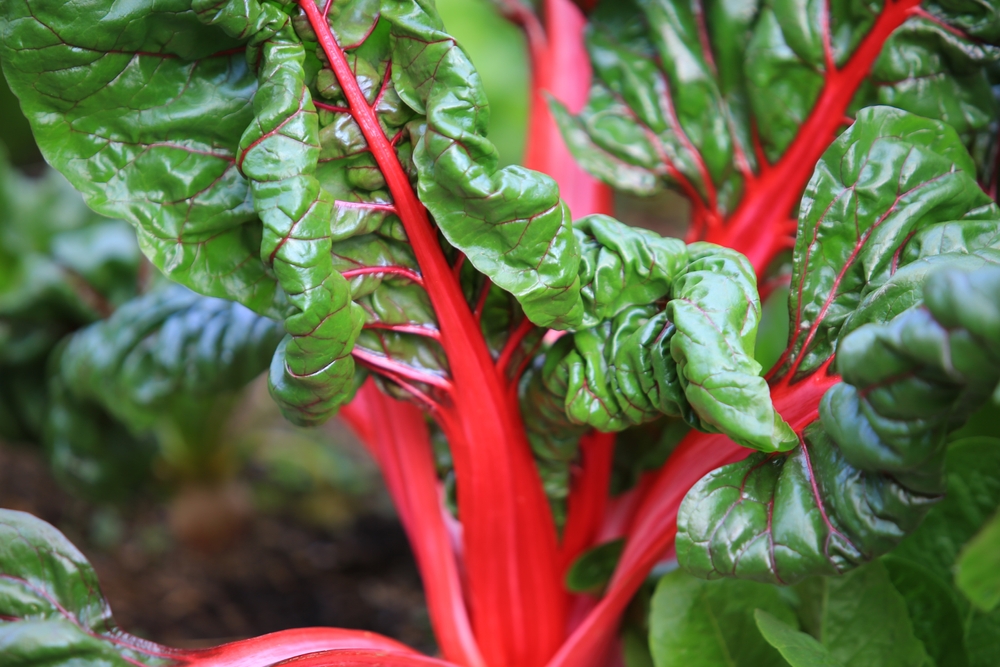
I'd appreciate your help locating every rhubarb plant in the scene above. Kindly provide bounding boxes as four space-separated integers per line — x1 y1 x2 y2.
1 0 1000 666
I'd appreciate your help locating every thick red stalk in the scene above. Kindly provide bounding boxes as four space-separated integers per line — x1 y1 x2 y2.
343 382 485 667
298 4 565 665
706 0 922 273
179 628 418 667
520 0 614 218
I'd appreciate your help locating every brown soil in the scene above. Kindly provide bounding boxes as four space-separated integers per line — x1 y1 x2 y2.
0 443 437 653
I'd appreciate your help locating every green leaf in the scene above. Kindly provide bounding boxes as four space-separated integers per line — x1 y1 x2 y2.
565 538 625 594
0 150 142 444
754 610 843 667
882 556 970 667
523 238 792 457
894 437 1000 580
667 243 796 452
0 0 280 316
648 569 798 667
956 509 1000 612
45 284 283 498
560 0 1000 212
793 562 930 667
780 105 996 381
677 107 1000 585
678 263 1000 583
391 4 584 328
0 509 171 666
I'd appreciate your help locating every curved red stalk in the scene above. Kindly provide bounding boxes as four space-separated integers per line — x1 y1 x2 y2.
518 0 614 218
267 649 456 667
706 0 922 274
298 4 566 665
343 382 486 667
178 628 419 667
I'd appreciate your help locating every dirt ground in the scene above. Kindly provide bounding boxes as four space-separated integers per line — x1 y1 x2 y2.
0 443 437 653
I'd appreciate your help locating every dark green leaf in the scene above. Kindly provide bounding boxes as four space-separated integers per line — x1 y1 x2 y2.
565 538 625 594
780 106 996 381
648 569 798 667
793 562 930 667
0 509 171 666
45 284 283 497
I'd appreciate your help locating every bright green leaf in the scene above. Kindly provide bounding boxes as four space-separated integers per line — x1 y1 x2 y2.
649 569 798 667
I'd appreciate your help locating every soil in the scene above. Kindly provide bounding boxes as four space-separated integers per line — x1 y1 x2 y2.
0 443 437 653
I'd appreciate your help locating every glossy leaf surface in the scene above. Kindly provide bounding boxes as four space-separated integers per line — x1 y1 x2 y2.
0 509 174 666
679 263 1000 584
676 106 1000 584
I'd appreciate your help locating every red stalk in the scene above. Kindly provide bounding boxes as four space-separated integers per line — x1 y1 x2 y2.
345 382 486 667
179 628 419 667
518 0 614 218
299 4 566 665
558 431 615 573
706 0 922 273
267 650 457 667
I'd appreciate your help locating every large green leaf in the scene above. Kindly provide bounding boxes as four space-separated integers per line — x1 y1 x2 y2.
778 106 996 381
46 284 283 498
883 556 970 667
648 568 798 667
523 237 792 453
0 509 172 666
791 562 930 667
676 107 1000 584
891 437 1000 667
558 0 1000 214
679 263 1000 584
0 0 583 425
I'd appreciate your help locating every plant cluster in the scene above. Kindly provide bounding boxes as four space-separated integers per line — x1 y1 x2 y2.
2 0 1000 665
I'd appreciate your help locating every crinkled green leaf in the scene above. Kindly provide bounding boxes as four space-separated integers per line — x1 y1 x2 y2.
46 284 283 498
0 0 280 315
753 610 843 667
791 562 931 667
560 0 1000 212
678 264 1000 584
779 105 997 380
0 509 172 666
523 238 793 461
667 243 796 451
648 568 798 667
0 0 596 423
388 3 584 328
